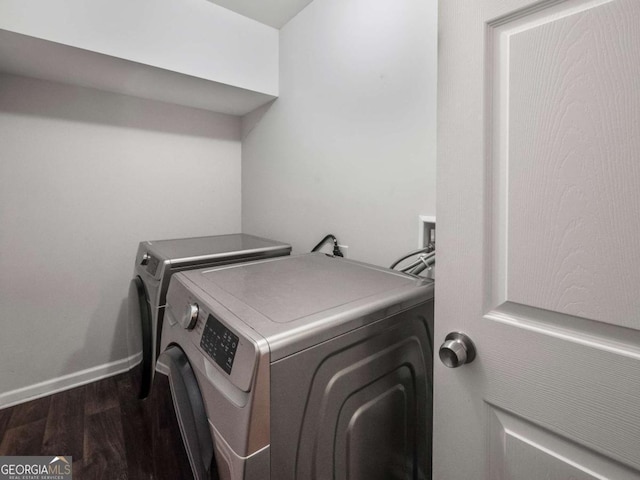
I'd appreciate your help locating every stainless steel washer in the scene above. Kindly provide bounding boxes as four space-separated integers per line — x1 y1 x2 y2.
159 253 434 480
127 234 291 399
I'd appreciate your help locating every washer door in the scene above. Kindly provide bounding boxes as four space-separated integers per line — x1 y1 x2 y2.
157 346 216 480
127 276 153 399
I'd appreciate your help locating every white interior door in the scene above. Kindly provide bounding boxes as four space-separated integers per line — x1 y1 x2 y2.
434 0 640 478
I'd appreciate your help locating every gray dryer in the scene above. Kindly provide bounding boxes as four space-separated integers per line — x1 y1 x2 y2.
159 253 434 480
127 233 290 399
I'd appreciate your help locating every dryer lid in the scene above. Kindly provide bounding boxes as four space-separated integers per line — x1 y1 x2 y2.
147 233 291 265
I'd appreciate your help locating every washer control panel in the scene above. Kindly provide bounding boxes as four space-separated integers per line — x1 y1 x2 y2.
165 273 260 393
201 314 239 374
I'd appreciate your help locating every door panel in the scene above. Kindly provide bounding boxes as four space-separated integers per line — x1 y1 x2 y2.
490 0 640 326
435 0 640 478
487 407 640 480
482 315 640 469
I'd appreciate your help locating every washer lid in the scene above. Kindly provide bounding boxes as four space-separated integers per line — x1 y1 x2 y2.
182 254 433 360
201 254 415 324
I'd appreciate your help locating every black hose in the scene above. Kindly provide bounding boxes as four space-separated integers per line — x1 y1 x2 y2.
311 234 343 257
311 234 337 252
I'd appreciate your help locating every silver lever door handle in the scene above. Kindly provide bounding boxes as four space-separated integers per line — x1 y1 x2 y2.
439 332 476 368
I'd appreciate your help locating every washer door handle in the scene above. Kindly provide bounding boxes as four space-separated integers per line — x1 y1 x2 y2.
157 346 215 480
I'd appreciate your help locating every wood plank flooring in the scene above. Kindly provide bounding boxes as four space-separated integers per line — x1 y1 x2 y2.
0 373 193 480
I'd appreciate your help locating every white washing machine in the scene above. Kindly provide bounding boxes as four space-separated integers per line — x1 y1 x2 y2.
158 253 434 480
127 234 291 399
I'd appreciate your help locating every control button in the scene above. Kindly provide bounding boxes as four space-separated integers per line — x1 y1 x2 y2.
180 303 199 330
140 253 150 266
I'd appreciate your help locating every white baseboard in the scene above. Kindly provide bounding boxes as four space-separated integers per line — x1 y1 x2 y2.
0 352 142 410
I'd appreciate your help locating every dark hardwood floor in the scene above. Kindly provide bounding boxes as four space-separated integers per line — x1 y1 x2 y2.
0 372 194 480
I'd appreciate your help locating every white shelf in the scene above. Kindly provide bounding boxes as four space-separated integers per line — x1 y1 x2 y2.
0 29 277 116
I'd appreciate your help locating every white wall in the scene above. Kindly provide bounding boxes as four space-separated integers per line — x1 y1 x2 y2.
242 0 437 267
0 73 241 406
